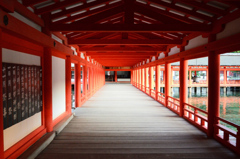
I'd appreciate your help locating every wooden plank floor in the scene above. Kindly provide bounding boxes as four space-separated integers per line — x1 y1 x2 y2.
37 84 240 159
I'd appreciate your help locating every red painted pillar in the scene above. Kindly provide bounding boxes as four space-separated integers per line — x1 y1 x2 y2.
84 66 88 97
115 71 117 82
144 68 147 93
223 69 227 85
179 57 188 117
165 61 171 107
65 56 72 113
139 69 142 90
207 35 220 138
43 47 53 132
149 67 152 95
75 63 81 107
0 29 4 159
130 70 133 84
155 65 159 100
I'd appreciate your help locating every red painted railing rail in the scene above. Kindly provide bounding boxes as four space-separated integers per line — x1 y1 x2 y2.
150 89 156 98
157 92 165 105
183 103 208 133
167 96 180 115
215 117 240 154
146 87 150 95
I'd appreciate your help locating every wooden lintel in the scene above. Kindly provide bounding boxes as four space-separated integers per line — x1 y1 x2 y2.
50 24 213 33
68 39 182 45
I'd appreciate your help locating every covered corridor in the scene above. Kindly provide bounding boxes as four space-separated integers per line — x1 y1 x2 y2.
36 84 238 159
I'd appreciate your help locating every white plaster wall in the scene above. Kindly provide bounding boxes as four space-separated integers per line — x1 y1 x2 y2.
158 52 165 59
3 113 41 151
52 56 66 120
9 12 41 31
185 35 208 50
217 17 240 40
151 56 156 62
2 48 41 151
168 46 180 56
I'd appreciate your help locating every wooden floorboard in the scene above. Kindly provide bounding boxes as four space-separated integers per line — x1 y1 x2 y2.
36 84 240 159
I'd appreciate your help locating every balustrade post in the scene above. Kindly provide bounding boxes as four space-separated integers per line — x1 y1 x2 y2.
207 34 220 138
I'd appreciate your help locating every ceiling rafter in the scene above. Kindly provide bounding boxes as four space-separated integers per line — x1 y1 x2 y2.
179 0 228 16
22 0 49 7
50 0 112 20
55 2 124 24
148 0 214 22
35 0 86 15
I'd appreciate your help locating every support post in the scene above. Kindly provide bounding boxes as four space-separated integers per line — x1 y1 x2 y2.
144 68 147 93
114 71 117 82
149 67 152 95
131 70 133 84
165 62 171 107
155 65 159 100
207 34 220 138
179 57 188 117
43 47 53 132
0 29 4 159
65 56 72 113
75 63 81 107
84 65 88 97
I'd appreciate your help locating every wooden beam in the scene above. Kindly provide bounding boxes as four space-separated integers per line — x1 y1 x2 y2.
51 0 111 19
79 46 167 52
14 1 44 27
22 0 48 7
35 0 85 15
69 39 182 45
89 55 152 58
50 24 213 32
86 52 157 56
54 3 124 24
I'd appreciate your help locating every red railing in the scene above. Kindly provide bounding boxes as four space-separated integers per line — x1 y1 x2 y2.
167 96 180 115
81 94 85 102
146 87 150 95
142 85 145 92
215 117 240 154
157 92 165 105
183 103 208 133
227 80 240 84
150 89 156 98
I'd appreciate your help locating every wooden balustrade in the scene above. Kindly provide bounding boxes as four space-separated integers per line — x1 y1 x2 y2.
150 89 156 98
157 92 165 105
215 117 240 154
167 96 180 115
146 87 150 95
183 103 208 133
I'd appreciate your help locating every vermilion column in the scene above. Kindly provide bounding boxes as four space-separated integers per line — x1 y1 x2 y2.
43 47 53 132
139 69 142 90
75 63 81 107
179 57 188 117
131 70 133 84
149 67 153 96
165 62 171 107
155 65 159 100
0 29 4 159
85 66 88 97
65 56 72 113
144 68 147 93
115 71 117 82
223 69 227 85
208 35 220 138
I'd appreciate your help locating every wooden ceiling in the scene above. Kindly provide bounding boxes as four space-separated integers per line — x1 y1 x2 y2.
21 0 240 67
